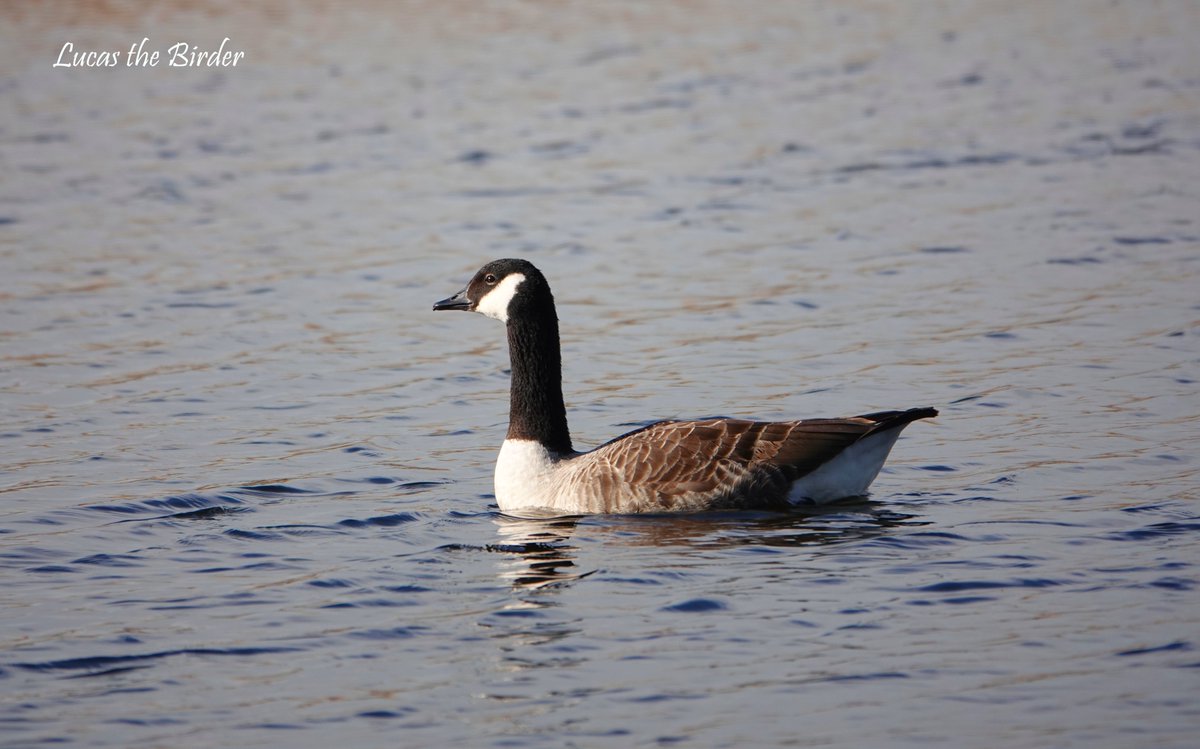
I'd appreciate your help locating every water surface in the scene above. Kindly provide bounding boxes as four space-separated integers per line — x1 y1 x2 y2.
2 3 1198 747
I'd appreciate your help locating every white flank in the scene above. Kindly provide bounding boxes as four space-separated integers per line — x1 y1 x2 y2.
476 272 526 322
787 428 904 504
494 438 564 514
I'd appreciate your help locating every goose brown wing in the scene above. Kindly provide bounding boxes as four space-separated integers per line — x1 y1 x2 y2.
571 418 872 510
737 409 940 478
748 417 885 478
609 417 877 473
567 408 937 512
588 419 764 491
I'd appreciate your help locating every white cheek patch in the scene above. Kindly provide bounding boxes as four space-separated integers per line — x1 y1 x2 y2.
475 272 525 322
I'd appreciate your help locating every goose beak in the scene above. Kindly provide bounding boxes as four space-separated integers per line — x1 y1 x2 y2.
433 287 471 311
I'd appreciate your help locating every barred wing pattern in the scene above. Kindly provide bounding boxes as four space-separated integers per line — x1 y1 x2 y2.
554 414 908 514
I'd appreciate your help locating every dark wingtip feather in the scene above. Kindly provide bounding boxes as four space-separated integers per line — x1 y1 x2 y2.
858 407 938 435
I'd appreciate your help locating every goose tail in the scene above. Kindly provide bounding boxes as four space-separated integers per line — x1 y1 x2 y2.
858 407 939 436
786 406 937 504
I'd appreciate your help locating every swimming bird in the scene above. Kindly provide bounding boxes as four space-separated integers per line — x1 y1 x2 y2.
433 258 936 516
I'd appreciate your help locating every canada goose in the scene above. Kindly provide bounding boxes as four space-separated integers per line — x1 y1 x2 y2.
433 258 937 516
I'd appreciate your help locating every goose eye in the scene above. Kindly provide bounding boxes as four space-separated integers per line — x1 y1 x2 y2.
484 274 497 285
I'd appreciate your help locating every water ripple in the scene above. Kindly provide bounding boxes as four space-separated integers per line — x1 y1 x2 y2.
11 647 303 678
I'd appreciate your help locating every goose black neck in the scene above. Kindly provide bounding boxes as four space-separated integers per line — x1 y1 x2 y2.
505 301 572 454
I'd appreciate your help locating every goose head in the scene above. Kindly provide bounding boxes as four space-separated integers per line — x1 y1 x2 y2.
432 258 553 323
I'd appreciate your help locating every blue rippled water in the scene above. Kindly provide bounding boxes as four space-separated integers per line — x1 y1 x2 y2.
2 2 1199 748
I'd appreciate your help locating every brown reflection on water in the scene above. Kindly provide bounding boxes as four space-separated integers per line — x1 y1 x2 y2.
492 502 927 590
